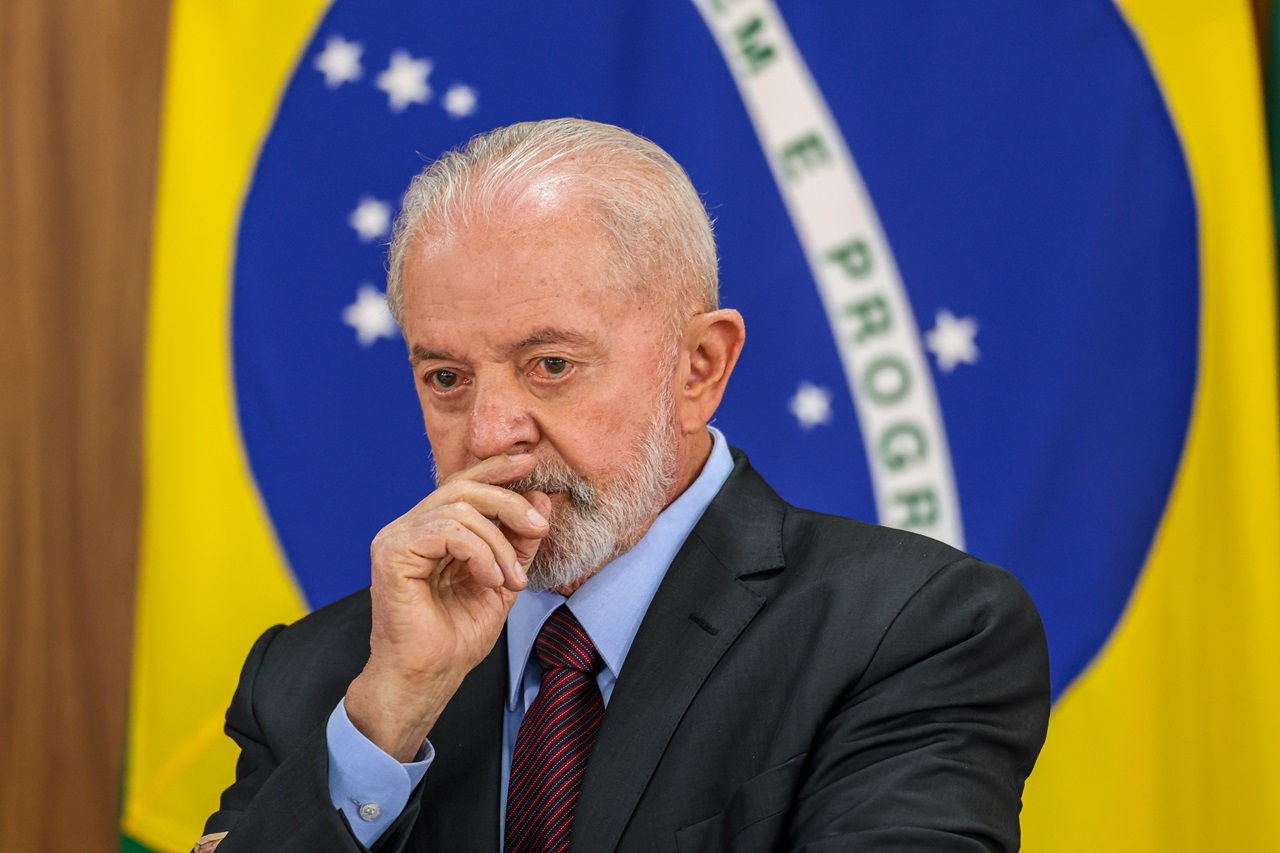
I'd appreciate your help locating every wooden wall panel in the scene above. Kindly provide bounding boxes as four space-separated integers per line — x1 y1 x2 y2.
0 1 169 850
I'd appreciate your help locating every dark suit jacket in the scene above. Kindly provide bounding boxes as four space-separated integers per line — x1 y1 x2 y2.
207 451 1050 851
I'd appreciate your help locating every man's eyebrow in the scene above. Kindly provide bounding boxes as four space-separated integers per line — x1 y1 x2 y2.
507 328 594 353
409 344 456 363
408 329 594 364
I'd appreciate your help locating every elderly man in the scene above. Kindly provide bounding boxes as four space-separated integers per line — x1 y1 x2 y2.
198 118 1049 852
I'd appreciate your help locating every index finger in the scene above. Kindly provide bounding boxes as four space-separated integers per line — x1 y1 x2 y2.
429 453 549 537
438 452 539 489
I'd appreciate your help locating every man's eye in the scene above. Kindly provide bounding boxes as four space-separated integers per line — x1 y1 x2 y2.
539 358 570 376
427 369 459 390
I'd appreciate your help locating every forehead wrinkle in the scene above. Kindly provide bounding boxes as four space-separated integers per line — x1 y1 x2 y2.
507 327 595 355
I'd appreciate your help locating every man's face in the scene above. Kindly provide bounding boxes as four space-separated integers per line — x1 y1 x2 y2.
398 202 686 590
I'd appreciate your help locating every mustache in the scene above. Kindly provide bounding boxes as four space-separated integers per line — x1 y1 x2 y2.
504 458 595 508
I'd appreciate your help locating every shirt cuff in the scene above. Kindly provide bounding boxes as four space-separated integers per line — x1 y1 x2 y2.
326 698 434 847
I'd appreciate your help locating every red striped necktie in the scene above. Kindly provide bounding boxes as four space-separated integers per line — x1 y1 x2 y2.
505 606 605 853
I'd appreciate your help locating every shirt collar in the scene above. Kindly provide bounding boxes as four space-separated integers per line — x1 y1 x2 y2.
506 427 734 709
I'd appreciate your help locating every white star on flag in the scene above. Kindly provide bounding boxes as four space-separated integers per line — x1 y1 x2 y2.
924 308 980 373
314 36 363 88
348 197 392 243
789 381 833 429
342 285 399 347
442 84 479 117
376 50 433 112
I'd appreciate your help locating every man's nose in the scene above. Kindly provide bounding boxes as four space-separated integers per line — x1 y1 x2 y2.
466 376 539 459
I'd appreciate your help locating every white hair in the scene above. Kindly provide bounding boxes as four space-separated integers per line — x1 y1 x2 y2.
385 118 719 336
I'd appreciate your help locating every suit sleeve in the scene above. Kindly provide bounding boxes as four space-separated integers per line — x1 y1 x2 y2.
203 625 426 853
787 558 1050 852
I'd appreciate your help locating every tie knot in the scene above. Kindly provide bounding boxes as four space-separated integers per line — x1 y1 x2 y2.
535 606 602 675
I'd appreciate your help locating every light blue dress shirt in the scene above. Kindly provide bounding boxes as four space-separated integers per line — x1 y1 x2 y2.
326 428 734 847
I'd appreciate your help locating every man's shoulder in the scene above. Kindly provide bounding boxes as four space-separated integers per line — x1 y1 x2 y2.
783 504 970 579
268 585 370 635
780 508 1043 669
246 588 373 689
717 448 1027 611
215 589 374 773
717 447 970 568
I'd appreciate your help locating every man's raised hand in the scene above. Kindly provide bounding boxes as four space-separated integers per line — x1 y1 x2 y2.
344 452 551 761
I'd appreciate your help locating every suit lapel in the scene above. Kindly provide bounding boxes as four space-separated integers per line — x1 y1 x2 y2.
571 456 787 851
415 631 507 851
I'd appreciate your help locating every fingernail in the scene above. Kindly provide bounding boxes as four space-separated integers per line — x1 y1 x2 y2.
514 562 528 584
508 452 532 462
527 508 547 527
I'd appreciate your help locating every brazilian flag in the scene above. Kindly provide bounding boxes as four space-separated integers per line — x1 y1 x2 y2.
125 2 1280 850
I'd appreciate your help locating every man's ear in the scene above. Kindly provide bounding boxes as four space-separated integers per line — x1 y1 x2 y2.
676 309 746 434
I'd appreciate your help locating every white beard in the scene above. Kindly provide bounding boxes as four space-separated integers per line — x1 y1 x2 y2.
504 391 679 592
